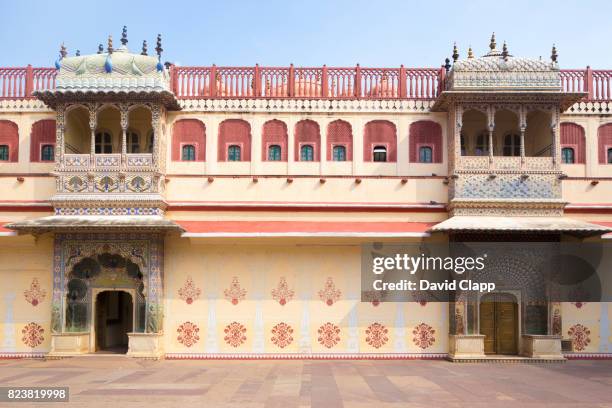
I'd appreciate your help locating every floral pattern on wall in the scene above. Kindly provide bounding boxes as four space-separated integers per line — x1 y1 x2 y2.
178 276 201 305
224 322 247 347
318 277 341 306
412 323 436 349
24 278 46 306
271 277 294 306
568 324 591 351
363 290 380 307
271 322 294 348
177 321 200 347
22 322 44 348
224 277 247 305
365 323 388 349
317 322 341 348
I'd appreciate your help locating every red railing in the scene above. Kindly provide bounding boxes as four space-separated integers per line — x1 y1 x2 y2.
4 65 612 102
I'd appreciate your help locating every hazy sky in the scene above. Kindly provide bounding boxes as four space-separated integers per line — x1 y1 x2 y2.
1 0 609 69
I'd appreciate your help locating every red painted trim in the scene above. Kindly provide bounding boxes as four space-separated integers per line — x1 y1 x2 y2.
165 174 446 179
0 206 53 212
166 201 447 213
175 220 436 233
165 353 447 360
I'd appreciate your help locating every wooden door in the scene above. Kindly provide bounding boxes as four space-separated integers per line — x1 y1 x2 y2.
480 301 518 355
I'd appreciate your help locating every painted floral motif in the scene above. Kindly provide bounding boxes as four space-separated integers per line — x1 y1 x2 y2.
224 277 247 305
224 322 247 347
21 322 44 348
271 322 294 348
568 324 591 351
365 323 389 349
412 323 436 349
363 290 380 307
572 302 585 309
177 321 200 347
318 277 341 306
178 276 201 305
416 300 428 307
317 322 341 348
24 278 46 306
271 277 295 306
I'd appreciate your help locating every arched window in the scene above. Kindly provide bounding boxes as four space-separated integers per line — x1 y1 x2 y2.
0 145 8 161
181 144 196 161
228 145 242 161
332 145 346 161
608 147 612 164
41 144 54 161
373 146 387 162
268 145 281 161
475 133 488 156
364 120 396 162
561 123 585 164
419 146 433 163
561 147 575 164
127 131 140 153
409 121 442 163
300 145 314 161
172 119 205 161
95 132 112 153
503 134 520 156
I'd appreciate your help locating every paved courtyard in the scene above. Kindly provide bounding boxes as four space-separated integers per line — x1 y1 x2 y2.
0 357 610 407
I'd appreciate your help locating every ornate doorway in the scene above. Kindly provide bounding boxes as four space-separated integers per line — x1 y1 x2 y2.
480 293 518 355
94 291 134 353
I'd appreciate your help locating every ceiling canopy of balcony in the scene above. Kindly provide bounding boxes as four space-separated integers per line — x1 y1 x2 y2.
34 27 180 110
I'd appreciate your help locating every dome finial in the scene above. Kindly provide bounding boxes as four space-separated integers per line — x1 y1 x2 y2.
489 32 496 51
121 25 128 46
97 43 103 54
141 40 148 56
452 42 459 62
468 46 474 59
107 35 113 54
443 57 451 73
59 43 67 59
551 44 558 63
502 41 509 61
76 50 80 57
155 34 163 58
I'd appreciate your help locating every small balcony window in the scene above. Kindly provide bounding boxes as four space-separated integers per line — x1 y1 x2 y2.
0 145 8 161
41 144 54 161
419 146 433 163
332 145 346 162
127 131 140 153
95 132 112 154
503 134 520 157
300 145 314 161
228 145 241 161
608 148 612 164
181 144 196 161
268 145 281 161
373 146 387 162
475 133 489 156
562 147 575 164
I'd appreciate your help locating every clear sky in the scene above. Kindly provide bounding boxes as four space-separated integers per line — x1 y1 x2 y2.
1 0 610 69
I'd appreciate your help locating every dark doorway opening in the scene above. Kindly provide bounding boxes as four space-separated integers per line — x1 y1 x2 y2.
95 291 133 353
480 294 519 355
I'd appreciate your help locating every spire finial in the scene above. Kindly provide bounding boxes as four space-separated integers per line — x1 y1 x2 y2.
468 46 474 59
107 35 113 54
502 41 509 61
155 34 163 58
121 25 128 46
551 44 558 63
452 42 459 62
141 40 148 56
76 50 80 57
59 43 67 59
97 43 103 54
489 32 496 51
444 57 451 73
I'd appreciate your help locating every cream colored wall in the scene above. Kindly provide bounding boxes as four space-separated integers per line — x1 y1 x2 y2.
163 236 448 355
0 235 53 354
562 303 612 353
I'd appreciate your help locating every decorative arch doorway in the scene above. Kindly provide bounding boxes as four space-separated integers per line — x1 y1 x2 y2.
479 293 519 355
94 290 134 353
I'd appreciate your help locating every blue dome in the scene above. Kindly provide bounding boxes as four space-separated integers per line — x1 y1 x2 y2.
156 61 163 72
54 59 61 70
104 55 113 73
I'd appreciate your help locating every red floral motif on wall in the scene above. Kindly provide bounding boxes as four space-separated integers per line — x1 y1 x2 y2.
21 322 44 348
317 322 341 348
568 324 591 351
24 278 46 306
271 277 294 306
177 321 200 347
271 322 294 348
572 302 585 309
318 277 341 306
412 323 436 349
178 276 201 305
224 277 247 305
365 323 389 349
224 322 247 347
363 290 380 306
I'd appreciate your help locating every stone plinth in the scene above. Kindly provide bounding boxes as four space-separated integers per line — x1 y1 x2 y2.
127 332 164 359
448 334 486 360
521 335 565 360
48 332 90 357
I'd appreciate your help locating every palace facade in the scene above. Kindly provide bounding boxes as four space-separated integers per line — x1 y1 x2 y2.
0 30 611 360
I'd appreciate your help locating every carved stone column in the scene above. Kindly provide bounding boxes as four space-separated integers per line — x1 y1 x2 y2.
520 106 527 166
55 103 66 170
551 107 560 169
88 104 98 158
151 104 161 168
487 105 495 167
454 104 463 169
120 103 129 167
